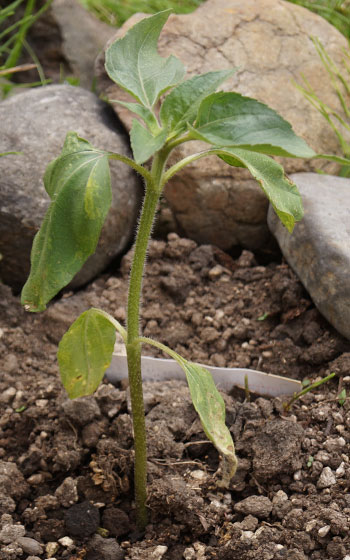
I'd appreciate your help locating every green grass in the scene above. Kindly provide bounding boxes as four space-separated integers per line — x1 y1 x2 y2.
286 0 350 39
79 0 205 26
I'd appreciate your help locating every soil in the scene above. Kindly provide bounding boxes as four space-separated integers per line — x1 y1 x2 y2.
1 233 350 560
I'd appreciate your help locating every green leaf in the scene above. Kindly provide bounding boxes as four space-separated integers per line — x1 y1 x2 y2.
216 147 303 232
58 308 116 399
138 336 237 486
21 132 111 312
130 119 167 164
112 100 161 134
105 10 185 110
160 69 236 136
191 92 316 158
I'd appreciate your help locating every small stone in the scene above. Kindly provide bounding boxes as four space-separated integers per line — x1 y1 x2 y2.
336 462 346 477
58 536 74 547
150 545 168 559
46 542 59 556
0 387 16 404
234 495 273 519
55 477 78 507
324 437 346 453
62 397 100 426
85 534 124 560
208 265 224 278
317 467 337 489
2 354 18 374
241 530 254 541
318 525 330 537
0 522 25 544
190 470 207 481
16 536 43 555
183 547 195 560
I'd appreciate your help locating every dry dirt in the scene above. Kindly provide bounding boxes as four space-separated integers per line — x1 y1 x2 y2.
1 234 350 559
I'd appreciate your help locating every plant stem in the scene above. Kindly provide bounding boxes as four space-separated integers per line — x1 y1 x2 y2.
126 150 168 529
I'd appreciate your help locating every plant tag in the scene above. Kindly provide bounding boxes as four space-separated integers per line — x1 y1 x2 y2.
107 354 301 397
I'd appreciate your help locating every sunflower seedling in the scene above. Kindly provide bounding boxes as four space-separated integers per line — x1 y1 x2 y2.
22 10 320 528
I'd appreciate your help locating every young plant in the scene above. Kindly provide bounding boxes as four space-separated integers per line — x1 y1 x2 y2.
21 10 326 528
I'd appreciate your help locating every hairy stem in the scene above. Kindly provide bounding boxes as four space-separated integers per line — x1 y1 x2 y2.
126 148 169 529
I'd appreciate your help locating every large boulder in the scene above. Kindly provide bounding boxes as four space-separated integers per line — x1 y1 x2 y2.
268 173 350 341
96 0 349 249
0 85 142 291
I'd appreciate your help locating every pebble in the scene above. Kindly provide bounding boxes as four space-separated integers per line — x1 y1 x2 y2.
2 354 18 373
46 542 59 556
317 467 337 489
0 387 16 404
16 536 43 555
0 522 25 544
234 496 273 519
318 525 331 537
55 477 78 507
336 462 346 477
149 545 168 559
58 536 74 547
208 265 224 278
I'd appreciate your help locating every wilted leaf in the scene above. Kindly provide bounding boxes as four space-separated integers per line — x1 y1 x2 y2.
58 308 117 399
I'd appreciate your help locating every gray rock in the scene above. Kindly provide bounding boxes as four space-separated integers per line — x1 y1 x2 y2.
55 477 78 507
317 466 337 489
51 0 115 88
86 534 125 560
234 495 272 519
0 85 141 291
0 523 25 544
268 172 350 341
0 462 29 500
96 0 348 250
62 396 100 426
16 537 43 555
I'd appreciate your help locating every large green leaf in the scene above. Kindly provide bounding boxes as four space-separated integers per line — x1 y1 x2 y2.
139 336 238 486
216 147 303 232
105 10 185 110
58 308 117 399
130 119 168 164
21 132 111 312
160 69 236 136
190 92 316 158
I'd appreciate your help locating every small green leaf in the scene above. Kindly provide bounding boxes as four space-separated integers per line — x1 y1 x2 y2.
191 92 316 158
112 100 160 134
257 312 269 321
216 147 304 232
21 132 111 312
130 119 167 164
338 388 347 406
105 10 185 110
58 308 116 399
160 69 236 136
